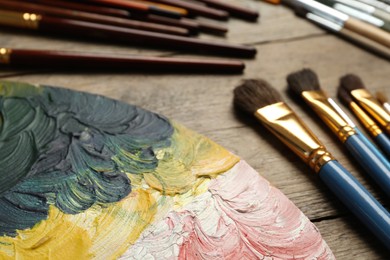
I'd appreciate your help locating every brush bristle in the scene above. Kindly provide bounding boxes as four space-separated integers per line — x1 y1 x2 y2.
233 79 283 115
287 68 320 96
337 85 353 106
376 91 388 104
339 74 366 92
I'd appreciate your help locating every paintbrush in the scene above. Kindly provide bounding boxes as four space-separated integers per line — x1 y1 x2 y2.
315 0 390 32
139 0 229 20
340 74 390 135
0 0 190 36
82 0 184 19
293 6 390 59
327 87 390 160
0 47 245 73
130 0 189 16
287 69 390 197
356 0 390 13
0 9 254 58
333 0 390 22
191 0 259 21
292 0 390 47
26 0 227 34
377 91 390 114
338 85 390 158
233 79 390 249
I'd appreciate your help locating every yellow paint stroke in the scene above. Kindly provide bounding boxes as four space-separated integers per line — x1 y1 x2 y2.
0 121 239 259
143 122 239 196
0 189 157 260
0 81 42 98
0 206 92 260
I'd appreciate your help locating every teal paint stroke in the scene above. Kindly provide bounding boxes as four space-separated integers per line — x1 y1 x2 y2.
0 82 173 236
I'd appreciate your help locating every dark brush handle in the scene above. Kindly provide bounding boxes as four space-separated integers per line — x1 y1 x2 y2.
4 49 245 73
25 0 130 17
1 0 189 36
193 0 259 21
83 0 183 19
37 16 256 57
25 0 223 34
145 0 229 20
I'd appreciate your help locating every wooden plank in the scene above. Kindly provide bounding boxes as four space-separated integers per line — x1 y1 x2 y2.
316 216 390 259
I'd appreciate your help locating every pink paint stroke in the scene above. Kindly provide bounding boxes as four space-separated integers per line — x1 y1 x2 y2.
121 160 334 260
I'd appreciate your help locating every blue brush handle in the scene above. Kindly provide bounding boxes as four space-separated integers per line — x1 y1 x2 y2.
319 161 390 249
344 134 390 197
355 128 390 162
375 133 390 159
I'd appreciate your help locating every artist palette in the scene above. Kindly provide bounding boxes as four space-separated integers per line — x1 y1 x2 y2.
0 81 333 259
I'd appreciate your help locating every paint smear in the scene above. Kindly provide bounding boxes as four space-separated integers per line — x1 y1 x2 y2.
0 81 333 259
122 161 334 260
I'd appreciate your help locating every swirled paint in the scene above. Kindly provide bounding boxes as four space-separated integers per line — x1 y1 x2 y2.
0 81 334 259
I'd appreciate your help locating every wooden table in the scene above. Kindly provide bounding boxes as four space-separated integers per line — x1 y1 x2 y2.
1 0 389 258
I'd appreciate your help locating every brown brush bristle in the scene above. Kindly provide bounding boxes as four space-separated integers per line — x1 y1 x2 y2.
376 91 388 104
287 68 320 96
233 79 283 115
337 85 353 106
339 74 366 92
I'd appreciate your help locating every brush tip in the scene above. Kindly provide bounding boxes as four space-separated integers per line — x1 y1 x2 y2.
337 85 353 106
376 91 388 104
287 68 320 96
233 79 283 115
339 74 366 92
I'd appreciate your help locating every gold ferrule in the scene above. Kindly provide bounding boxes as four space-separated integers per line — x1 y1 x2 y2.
302 90 356 143
350 102 382 137
255 102 335 173
0 48 11 64
351 89 390 134
0 10 41 30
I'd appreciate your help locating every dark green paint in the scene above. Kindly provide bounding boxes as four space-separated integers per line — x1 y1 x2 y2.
0 81 173 236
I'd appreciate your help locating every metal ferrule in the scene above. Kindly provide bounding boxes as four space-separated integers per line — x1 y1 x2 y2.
306 12 343 31
350 102 383 137
296 0 349 25
328 97 356 127
0 48 11 64
334 3 385 27
255 102 335 173
0 10 41 30
302 90 356 143
383 103 390 114
336 0 375 14
351 89 390 134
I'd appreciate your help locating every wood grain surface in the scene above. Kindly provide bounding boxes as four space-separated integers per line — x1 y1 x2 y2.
0 0 389 258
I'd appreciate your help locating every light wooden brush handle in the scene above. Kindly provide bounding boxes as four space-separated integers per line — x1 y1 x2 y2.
344 17 390 48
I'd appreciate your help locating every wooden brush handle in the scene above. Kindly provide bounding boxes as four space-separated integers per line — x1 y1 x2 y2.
27 0 130 18
1 48 244 73
145 0 229 20
36 16 256 57
0 0 189 36
344 17 390 48
83 0 183 18
28 0 200 32
193 0 259 21
27 0 224 34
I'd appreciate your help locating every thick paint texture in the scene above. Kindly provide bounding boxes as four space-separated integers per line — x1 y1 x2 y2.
122 161 334 259
0 81 173 237
0 81 333 259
